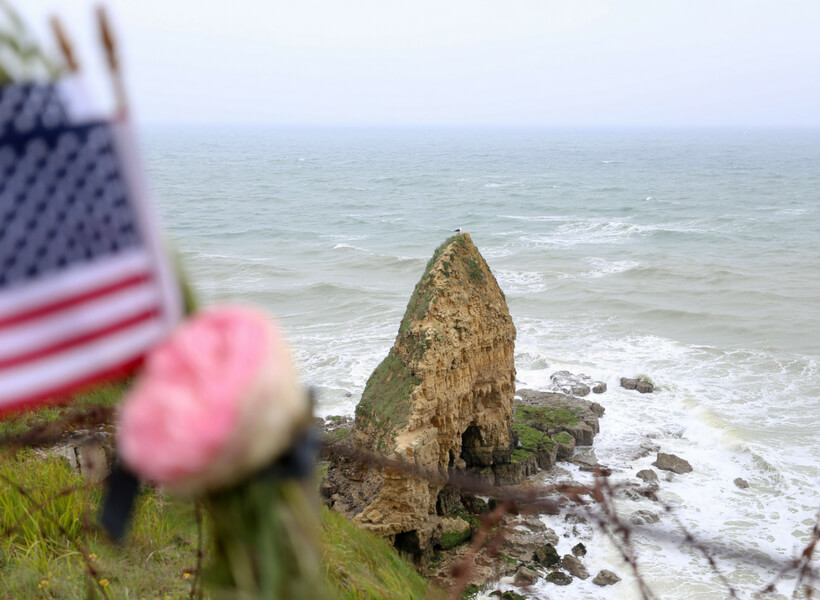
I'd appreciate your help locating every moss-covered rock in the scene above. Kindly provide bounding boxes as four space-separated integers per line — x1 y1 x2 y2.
355 349 420 450
438 517 472 549
533 543 561 567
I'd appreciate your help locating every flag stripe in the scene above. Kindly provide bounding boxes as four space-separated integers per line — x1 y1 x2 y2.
0 273 152 329
0 280 161 358
0 318 167 406
0 356 143 416
0 308 160 371
0 250 152 319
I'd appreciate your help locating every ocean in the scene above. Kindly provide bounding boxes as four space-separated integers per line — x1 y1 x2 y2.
144 125 819 599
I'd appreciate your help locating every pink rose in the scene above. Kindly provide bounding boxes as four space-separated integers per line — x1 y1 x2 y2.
117 305 309 495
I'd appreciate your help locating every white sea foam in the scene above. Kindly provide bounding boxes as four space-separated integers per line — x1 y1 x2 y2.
565 257 640 279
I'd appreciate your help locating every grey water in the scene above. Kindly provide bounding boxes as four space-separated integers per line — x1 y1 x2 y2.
145 125 820 599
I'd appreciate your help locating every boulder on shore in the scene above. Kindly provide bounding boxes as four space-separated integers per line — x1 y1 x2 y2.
653 452 693 474
620 377 655 393
593 570 621 586
550 370 607 396
562 554 590 579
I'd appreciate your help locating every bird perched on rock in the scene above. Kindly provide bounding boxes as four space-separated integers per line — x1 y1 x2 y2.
453 228 462 233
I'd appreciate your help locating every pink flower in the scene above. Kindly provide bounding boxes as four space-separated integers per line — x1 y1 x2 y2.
117 305 309 495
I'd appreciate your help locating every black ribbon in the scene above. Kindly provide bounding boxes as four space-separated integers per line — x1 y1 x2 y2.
100 463 140 543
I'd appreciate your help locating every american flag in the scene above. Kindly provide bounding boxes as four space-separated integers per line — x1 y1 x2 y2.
0 80 182 412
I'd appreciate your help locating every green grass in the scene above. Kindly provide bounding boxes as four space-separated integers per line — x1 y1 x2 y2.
0 450 203 599
355 350 420 447
0 381 127 441
322 508 443 600
1 385 436 599
552 432 574 445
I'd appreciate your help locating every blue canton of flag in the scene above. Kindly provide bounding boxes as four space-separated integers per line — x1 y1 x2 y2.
0 80 182 412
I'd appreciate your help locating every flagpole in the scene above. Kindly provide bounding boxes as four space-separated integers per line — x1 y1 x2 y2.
49 16 79 74
96 6 129 120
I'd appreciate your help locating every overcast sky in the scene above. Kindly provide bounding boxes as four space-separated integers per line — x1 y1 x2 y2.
15 1 820 127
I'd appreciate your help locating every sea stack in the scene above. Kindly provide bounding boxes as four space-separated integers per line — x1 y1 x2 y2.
348 233 516 552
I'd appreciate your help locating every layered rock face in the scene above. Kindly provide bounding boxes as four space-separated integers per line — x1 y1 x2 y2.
350 233 516 545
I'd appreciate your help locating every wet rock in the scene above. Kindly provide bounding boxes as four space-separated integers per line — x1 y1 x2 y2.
502 514 559 562
550 370 607 397
621 377 654 393
546 571 573 586
636 469 659 485
629 509 660 525
630 440 661 460
513 566 540 587
562 554 589 579
490 591 526 600
551 371 590 396
653 452 693 474
571 450 610 474
572 542 587 557
734 477 750 489
533 543 561 568
553 432 576 460
493 454 540 485
592 569 621 586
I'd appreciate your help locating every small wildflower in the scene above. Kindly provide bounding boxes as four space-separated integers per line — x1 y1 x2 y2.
182 572 192 580
38 579 48 589
99 578 110 588
88 553 98 561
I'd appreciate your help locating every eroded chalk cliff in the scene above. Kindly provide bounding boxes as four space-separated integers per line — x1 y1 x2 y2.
347 233 516 548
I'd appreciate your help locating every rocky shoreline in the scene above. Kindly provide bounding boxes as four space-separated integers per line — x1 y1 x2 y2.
319 368 708 598
314 234 716 598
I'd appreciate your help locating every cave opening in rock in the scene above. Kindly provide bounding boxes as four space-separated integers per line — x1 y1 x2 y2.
460 423 491 468
394 530 422 555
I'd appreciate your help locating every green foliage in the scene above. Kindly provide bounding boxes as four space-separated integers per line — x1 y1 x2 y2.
322 508 443 600
461 584 481 600
462 257 485 283
327 427 351 442
356 350 420 446
514 405 580 430
0 1 59 84
439 529 470 550
510 448 534 463
552 432 574 445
